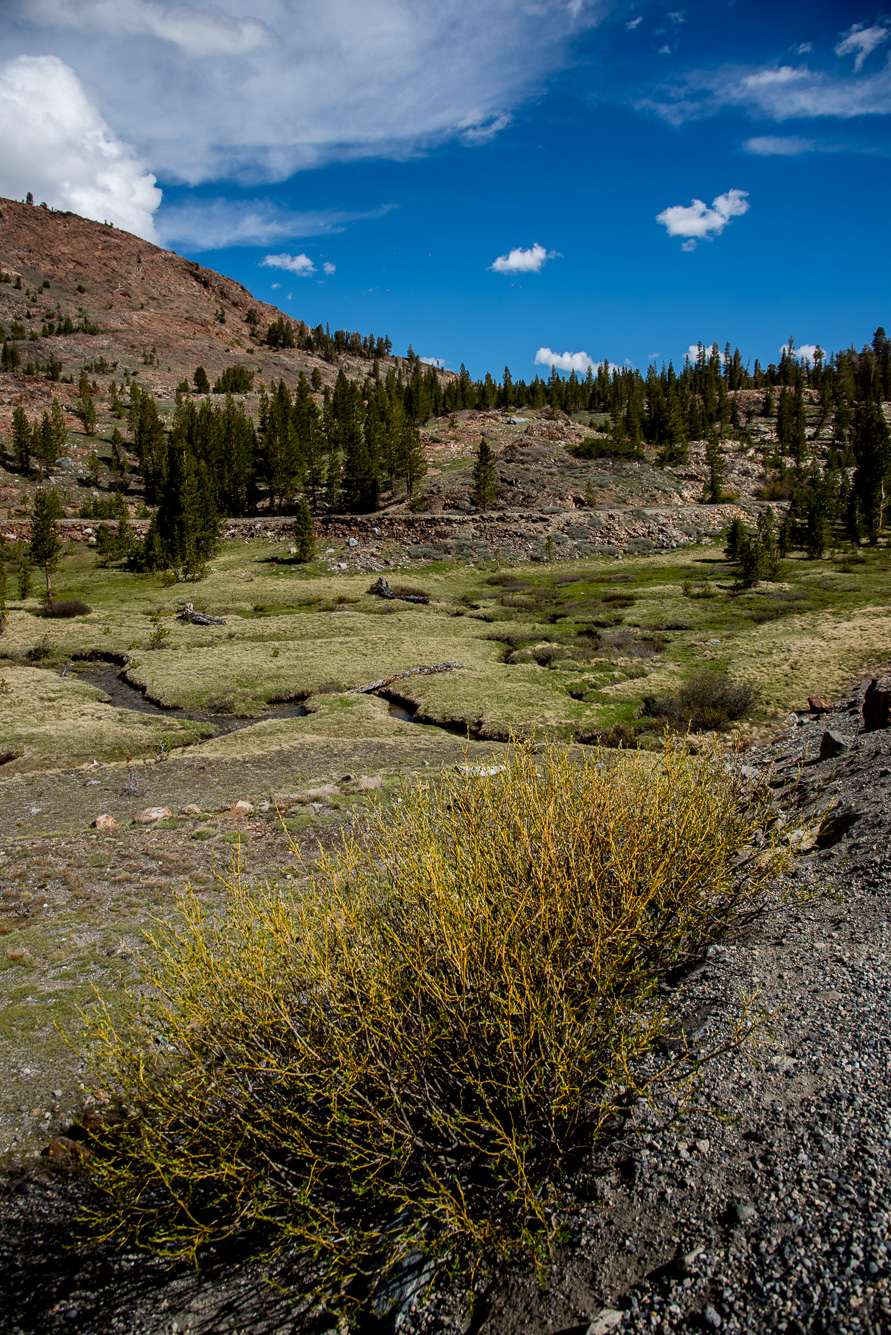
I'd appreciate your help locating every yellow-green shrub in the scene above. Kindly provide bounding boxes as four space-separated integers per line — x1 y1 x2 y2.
81 739 791 1308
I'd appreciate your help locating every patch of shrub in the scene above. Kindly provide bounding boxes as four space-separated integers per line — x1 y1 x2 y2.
80 740 791 1312
37 598 91 618
642 667 759 732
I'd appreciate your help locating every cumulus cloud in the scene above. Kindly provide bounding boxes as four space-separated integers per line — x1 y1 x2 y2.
685 341 720 361
9 0 606 187
420 356 445 368
656 188 749 249
534 348 618 375
794 42 813 55
260 252 315 276
156 198 392 249
490 242 558 274
322 261 336 276
743 135 816 155
835 23 890 73
626 15 642 29
0 54 161 240
781 340 822 365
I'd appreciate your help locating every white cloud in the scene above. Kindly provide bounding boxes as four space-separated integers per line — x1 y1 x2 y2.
743 135 816 155
667 11 685 24
260 252 315 276
322 261 336 276
11 1 607 188
835 23 890 73
626 15 642 29
656 188 749 249
0 55 161 240
685 341 720 361
270 281 280 289
156 198 392 249
490 242 558 274
23 0 272 57
534 347 619 375
420 356 445 368
644 57 891 125
781 340 822 365
794 42 813 55
458 111 513 145
659 44 672 55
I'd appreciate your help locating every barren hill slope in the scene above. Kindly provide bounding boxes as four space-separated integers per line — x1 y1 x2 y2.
0 197 420 418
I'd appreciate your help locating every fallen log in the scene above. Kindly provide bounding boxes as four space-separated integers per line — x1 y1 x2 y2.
350 662 464 694
367 576 428 604
179 602 226 626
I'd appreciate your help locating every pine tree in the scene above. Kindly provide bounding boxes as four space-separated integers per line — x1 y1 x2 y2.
194 366 210 394
76 369 96 434
12 406 31 474
471 437 497 512
293 495 315 561
704 432 724 503
29 488 63 599
724 517 748 563
17 552 32 601
851 401 890 543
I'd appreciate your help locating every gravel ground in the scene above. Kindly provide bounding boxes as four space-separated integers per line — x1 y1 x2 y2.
1 681 890 1335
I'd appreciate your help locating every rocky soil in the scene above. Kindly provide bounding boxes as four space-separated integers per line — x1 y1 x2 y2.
2 677 891 1334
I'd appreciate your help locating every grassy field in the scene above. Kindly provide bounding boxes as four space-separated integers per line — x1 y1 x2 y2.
1 531 890 1163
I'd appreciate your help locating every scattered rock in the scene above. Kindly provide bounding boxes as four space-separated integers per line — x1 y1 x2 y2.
91 814 117 830
734 1201 756 1223
132 807 172 824
703 1305 722 1328
808 696 833 713
44 1136 92 1161
819 729 849 760
181 803 201 815
586 1311 625 1335
232 800 254 814
863 675 891 731
347 537 359 548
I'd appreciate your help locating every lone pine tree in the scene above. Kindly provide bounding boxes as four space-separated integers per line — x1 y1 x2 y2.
471 437 498 512
29 488 63 599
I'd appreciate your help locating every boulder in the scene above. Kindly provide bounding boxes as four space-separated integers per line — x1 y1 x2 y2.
808 696 833 714
91 814 117 830
232 799 254 814
181 803 201 815
133 806 172 824
863 675 891 731
819 729 849 761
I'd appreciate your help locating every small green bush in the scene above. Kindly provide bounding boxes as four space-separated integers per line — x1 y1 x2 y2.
642 667 758 732
81 740 789 1312
37 598 91 618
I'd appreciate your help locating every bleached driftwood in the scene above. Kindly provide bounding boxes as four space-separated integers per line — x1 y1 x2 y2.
367 576 429 604
350 662 464 695
179 602 226 626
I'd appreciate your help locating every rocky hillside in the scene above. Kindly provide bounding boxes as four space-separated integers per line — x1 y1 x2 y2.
0 195 426 429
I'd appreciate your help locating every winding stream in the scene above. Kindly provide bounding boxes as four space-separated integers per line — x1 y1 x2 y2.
67 659 307 738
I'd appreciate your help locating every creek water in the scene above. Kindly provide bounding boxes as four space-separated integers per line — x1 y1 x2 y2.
67 661 307 738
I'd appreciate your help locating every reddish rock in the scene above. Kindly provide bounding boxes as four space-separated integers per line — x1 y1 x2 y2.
91 814 118 830
808 696 833 714
132 806 172 824
863 676 891 731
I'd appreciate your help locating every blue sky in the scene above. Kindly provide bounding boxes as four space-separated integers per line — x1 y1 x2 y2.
1 1 889 379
